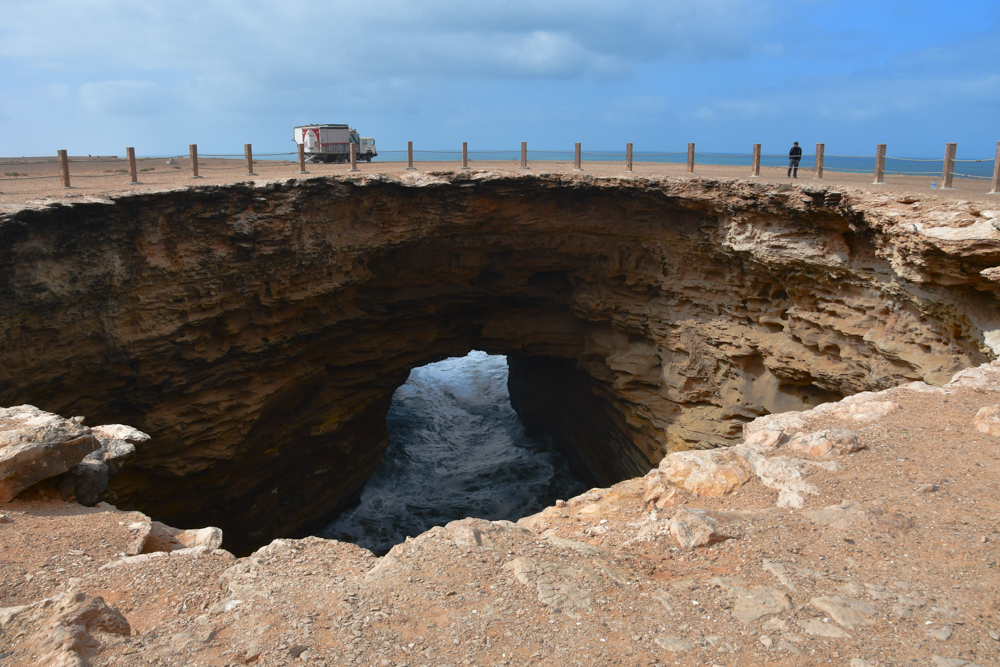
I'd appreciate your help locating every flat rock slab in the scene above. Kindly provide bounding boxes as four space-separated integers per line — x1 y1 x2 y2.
729 586 792 624
0 405 98 502
810 595 877 630
800 618 852 638
807 502 914 532
654 636 693 652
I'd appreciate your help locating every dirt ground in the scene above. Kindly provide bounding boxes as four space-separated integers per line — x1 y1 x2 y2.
2 366 1000 666
1 155 998 209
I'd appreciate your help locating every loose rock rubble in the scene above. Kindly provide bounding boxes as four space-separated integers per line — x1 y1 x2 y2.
3 362 1000 665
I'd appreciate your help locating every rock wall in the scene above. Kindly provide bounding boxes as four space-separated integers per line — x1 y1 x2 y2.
1 172 997 552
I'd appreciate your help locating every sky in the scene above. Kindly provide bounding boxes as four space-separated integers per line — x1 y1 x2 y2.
1 0 999 159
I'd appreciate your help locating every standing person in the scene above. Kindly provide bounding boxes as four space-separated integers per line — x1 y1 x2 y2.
788 142 802 178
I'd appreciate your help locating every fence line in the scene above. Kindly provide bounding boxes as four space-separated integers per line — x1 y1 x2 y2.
3 141 998 194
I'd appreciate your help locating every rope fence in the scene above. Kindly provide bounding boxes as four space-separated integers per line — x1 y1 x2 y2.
1 141 998 195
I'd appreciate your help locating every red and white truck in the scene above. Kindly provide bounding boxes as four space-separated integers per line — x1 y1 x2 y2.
293 124 378 163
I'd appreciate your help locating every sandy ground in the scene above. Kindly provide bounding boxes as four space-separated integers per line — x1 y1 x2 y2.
1 155 998 209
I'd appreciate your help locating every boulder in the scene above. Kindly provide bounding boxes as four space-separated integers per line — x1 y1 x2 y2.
786 427 864 459
0 405 99 502
973 405 1000 436
0 590 130 666
669 508 733 548
126 519 224 555
658 449 751 497
58 423 149 505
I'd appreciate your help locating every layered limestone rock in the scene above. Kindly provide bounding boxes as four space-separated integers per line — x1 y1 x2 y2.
1 172 998 552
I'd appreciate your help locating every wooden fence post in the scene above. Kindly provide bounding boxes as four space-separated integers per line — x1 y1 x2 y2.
626 143 633 172
573 143 582 171
815 143 825 179
406 141 415 170
751 144 761 177
462 142 469 170
349 142 359 172
245 143 256 176
687 143 695 173
58 150 70 188
126 147 138 184
874 144 886 184
991 141 1000 194
521 142 528 169
190 144 201 178
297 143 307 174
942 142 957 189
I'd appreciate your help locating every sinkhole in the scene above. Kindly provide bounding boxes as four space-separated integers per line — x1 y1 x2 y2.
319 351 588 555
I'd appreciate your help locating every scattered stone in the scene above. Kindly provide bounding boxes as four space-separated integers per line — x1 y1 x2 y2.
658 449 751 497
0 514 11 524
799 618 851 638
762 617 788 632
810 596 877 630
917 483 940 493
762 560 797 591
931 657 980 667
0 405 99 502
777 640 802 654
654 636 693 652
807 502 913 532
786 427 864 459
850 660 873 667
759 634 773 648
642 481 684 509
927 626 953 641
973 405 1000 436
651 590 674 612
728 587 792 624
669 508 733 548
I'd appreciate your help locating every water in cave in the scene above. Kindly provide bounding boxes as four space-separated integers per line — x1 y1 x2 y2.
320 350 588 555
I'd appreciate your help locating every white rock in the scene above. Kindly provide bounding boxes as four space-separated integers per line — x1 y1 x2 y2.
973 405 1000 436
810 595 877 630
654 636 693 652
669 508 733 548
658 449 751 497
799 618 850 638
0 405 99 502
927 626 953 641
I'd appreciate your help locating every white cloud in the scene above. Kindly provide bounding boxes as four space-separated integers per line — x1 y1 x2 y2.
0 0 770 83
78 80 160 115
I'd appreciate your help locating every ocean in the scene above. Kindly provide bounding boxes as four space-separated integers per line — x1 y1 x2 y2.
372 149 997 180
320 351 588 555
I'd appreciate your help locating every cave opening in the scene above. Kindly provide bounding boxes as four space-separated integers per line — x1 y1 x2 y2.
318 350 588 555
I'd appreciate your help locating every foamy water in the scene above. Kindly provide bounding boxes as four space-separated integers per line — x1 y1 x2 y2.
320 351 587 554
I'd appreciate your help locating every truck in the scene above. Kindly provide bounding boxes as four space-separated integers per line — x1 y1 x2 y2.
293 124 377 163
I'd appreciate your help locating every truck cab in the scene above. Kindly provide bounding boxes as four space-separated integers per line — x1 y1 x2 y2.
358 137 377 162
